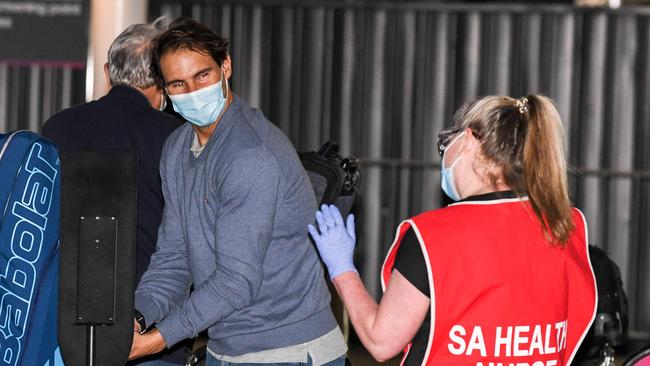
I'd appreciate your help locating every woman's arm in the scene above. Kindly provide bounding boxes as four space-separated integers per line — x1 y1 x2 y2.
309 204 430 361
333 269 430 361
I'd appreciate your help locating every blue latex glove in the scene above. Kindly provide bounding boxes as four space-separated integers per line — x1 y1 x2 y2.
308 204 357 280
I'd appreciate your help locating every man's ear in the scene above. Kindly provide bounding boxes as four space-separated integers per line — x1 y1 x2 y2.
222 55 232 79
103 63 112 87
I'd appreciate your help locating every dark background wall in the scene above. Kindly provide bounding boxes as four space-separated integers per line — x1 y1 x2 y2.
0 0 648 337
147 0 650 336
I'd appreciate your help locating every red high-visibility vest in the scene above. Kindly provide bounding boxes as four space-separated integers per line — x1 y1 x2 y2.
381 197 597 366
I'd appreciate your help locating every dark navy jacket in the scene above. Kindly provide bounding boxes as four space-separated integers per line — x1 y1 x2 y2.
41 85 186 363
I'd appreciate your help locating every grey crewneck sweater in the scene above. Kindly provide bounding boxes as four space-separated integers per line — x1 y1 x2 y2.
135 95 338 356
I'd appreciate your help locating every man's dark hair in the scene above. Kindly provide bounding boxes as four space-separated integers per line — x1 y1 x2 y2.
150 17 229 85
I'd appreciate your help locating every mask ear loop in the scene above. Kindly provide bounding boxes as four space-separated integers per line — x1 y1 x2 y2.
221 65 230 100
159 92 167 111
209 66 231 124
442 130 465 169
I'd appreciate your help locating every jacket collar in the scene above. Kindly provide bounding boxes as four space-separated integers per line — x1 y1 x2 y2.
106 84 151 106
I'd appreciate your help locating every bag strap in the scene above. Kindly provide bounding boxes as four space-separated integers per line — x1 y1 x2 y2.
0 130 22 160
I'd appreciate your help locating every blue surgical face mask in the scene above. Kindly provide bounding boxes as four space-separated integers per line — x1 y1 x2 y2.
440 132 464 201
168 76 229 127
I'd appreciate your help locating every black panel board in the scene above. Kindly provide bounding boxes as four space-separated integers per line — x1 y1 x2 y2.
58 149 137 366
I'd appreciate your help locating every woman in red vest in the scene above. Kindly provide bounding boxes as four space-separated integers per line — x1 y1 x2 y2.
308 95 597 366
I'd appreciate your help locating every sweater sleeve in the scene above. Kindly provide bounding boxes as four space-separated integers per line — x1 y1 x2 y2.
134 142 193 326
155 147 280 347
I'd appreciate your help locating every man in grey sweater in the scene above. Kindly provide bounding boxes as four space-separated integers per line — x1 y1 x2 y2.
128 17 347 366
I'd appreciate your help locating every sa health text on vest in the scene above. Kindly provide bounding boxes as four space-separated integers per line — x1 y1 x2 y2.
447 320 569 366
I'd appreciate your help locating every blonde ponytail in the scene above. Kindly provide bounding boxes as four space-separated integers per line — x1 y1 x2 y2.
522 95 574 244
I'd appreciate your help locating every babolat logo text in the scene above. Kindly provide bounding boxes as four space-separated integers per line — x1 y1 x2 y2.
0 143 57 366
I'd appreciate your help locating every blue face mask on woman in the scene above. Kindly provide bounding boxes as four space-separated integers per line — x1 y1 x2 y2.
168 74 229 127
440 132 464 201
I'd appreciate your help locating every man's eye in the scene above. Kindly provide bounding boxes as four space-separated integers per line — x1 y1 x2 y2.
198 72 208 80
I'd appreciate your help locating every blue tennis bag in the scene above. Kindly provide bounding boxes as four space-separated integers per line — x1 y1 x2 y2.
0 131 63 366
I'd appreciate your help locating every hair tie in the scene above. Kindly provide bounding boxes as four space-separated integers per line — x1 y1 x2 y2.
515 97 529 115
